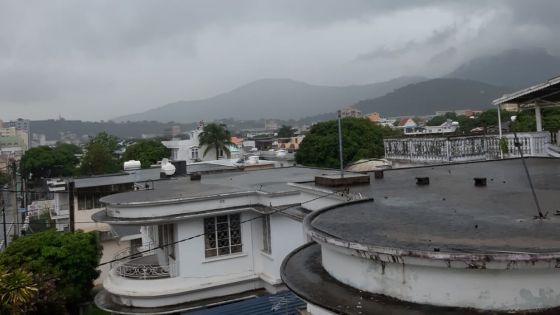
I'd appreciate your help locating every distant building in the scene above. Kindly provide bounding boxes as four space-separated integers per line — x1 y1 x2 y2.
397 117 417 129
277 135 305 150
170 125 181 137
378 118 397 128
92 167 362 314
366 112 381 122
340 107 362 118
162 123 242 163
403 120 459 135
265 120 280 131
434 109 483 117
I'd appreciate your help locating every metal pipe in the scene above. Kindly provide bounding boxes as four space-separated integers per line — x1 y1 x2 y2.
337 111 344 178
512 128 545 219
497 104 503 159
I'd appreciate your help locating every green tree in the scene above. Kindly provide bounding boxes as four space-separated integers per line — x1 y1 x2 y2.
199 123 233 160
427 112 457 126
295 117 398 168
277 125 296 138
0 230 101 313
87 132 119 154
512 108 560 132
20 144 81 180
79 132 122 175
79 142 120 175
122 139 170 168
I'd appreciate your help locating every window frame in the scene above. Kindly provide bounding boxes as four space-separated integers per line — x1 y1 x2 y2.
204 214 242 258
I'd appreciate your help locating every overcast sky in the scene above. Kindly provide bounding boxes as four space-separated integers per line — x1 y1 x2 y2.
1 0 559 121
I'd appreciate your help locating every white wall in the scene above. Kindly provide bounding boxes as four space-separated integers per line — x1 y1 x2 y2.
176 212 256 280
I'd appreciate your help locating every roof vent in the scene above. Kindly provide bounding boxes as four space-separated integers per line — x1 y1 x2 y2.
474 177 487 187
374 170 384 179
416 177 429 186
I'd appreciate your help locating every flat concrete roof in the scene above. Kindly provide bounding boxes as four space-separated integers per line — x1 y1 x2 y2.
281 243 560 315
101 167 350 205
73 167 161 188
310 158 560 255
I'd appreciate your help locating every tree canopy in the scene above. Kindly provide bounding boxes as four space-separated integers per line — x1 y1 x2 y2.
277 125 296 138
295 117 399 168
122 139 170 168
0 230 101 313
79 132 121 175
199 123 233 160
20 143 81 180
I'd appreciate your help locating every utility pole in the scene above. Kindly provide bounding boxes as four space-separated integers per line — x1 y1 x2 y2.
11 159 18 238
1 194 6 249
337 110 344 178
68 181 75 232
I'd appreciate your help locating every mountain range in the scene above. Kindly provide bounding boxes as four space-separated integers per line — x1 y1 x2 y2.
114 76 425 123
114 48 560 124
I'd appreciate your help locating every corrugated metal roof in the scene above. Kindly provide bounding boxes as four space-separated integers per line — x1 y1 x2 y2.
183 291 305 315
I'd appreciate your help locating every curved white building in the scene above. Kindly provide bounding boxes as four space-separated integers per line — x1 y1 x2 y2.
282 158 560 314
92 167 361 314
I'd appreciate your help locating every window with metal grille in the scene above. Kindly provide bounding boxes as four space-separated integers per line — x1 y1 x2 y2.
262 214 271 254
204 214 242 258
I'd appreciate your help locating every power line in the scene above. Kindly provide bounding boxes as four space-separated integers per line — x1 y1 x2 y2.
1 189 346 295
98 189 341 266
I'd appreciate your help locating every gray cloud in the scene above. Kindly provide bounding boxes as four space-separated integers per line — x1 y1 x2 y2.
1 0 560 120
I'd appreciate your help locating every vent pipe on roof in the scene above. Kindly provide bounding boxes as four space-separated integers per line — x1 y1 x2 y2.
416 177 429 186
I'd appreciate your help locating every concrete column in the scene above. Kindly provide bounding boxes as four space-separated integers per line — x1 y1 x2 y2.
497 105 503 159
535 105 543 132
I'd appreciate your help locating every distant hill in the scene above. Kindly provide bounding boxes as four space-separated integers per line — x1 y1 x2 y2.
447 48 560 88
113 76 425 123
350 78 513 117
31 120 197 140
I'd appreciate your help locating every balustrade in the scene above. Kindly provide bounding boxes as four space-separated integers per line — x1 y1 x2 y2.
384 132 550 163
111 242 176 279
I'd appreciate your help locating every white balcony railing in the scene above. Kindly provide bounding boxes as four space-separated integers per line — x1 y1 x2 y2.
111 242 176 279
384 132 551 163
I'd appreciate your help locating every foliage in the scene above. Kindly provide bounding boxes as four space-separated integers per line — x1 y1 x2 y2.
20 144 82 180
499 137 509 156
426 112 457 126
277 125 296 138
0 268 38 314
79 132 121 175
295 117 399 168
0 230 101 312
0 171 10 187
87 132 119 154
199 123 233 160
426 109 517 133
122 139 170 168
511 108 560 132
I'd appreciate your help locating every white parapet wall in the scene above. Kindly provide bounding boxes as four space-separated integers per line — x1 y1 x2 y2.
384 132 551 163
319 242 560 311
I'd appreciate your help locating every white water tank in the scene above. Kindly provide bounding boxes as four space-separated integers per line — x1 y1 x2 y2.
124 160 141 171
160 158 176 176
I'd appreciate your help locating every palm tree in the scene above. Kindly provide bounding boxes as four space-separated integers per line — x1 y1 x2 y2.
198 123 233 160
0 268 38 314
